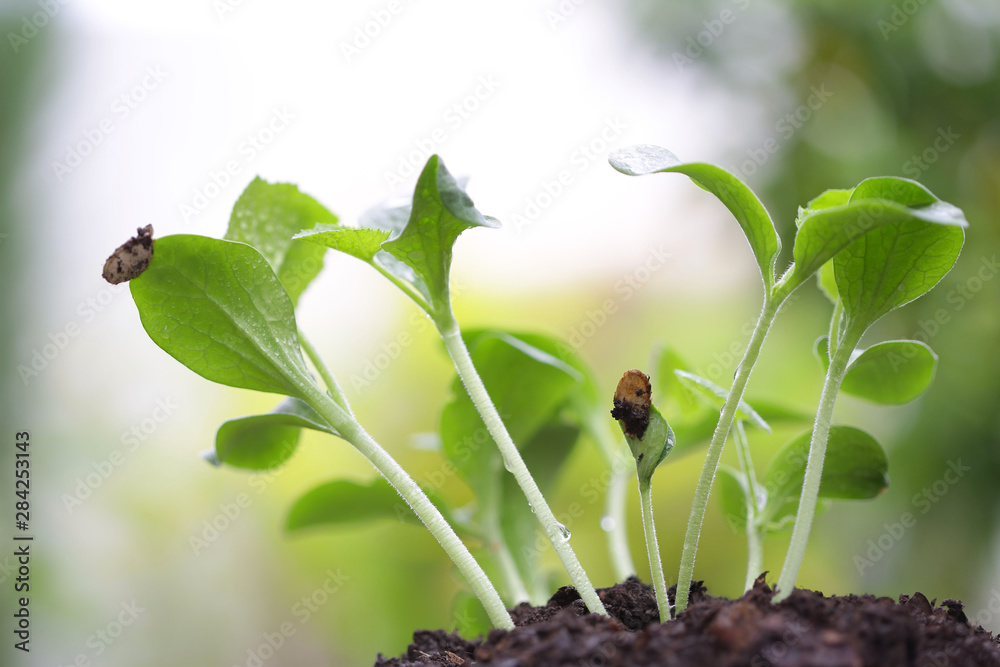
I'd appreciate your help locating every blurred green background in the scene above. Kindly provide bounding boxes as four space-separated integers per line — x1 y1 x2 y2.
2 1 998 664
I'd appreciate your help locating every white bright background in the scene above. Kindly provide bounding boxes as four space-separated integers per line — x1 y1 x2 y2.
5 0 918 665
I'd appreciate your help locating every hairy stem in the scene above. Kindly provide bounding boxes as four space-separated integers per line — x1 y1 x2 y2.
299 333 352 416
304 386 514 629
438 316 608 616
732 421 763 591
775 332 856 600
675 297 780 614
638 476 669 622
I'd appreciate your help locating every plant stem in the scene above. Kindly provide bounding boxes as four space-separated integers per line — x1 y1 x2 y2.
303 386 515 630
438 316 609 616
638 476 669 622
732 421 762 591
299 333 352 415
586 413 637 582
675 297 780 614
775 332 856 600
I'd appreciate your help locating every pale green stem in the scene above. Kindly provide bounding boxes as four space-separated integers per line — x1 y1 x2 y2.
586 413 637 582
675 297 781 614
438 316 609 616
299 333 352 415
732 420 763 591
775 331 857 600
638 477 669 622
302 385 515 629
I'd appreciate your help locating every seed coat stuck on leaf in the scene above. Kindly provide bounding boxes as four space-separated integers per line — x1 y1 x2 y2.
611 368 652 440
103 225 154 284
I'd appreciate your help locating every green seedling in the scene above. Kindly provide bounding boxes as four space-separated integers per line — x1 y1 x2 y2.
611 369 675 621
610 145 966 612
295 155 607 615
120 176 521 629
775 179 965 599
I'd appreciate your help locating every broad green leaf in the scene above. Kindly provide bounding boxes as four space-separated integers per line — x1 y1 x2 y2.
286 478 450 532
225 178 336 305
780 177 967 300
762 426 888 530
382 155 499 312
213 397 336 470
130 235 312 397
836 220 965 341
674 370 771 432
609 144 780 289
816 260 839 303
842 340 938 405
652 344 704 419
294 226 390 262
440 331 581 491
794 188 852 227
717 466 750 531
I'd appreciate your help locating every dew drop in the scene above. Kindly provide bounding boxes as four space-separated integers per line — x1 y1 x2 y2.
600 517 616 532
556 522 571 541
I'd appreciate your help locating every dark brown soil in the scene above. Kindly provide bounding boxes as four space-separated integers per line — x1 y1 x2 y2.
374 575 1000 666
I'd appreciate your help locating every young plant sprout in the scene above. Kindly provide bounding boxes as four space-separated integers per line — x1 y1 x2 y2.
610 145 967 611
295 155 607 616
114 179 518 629
611 369 675 621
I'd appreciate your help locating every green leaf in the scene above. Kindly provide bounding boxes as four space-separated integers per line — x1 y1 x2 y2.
130 235 313 397
762 426 888 530
213 397 336 470
225 178 336 305
651 345 717 456
609 144 780 289
717 466 750 531
816 260 839 303
794 188 852 227
618 403 675 483
836 220 965 341
440 331 582 491
382 155 499 313
286 478 445 532
295 226 391 262
674 370 771 432
841 340 938 405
